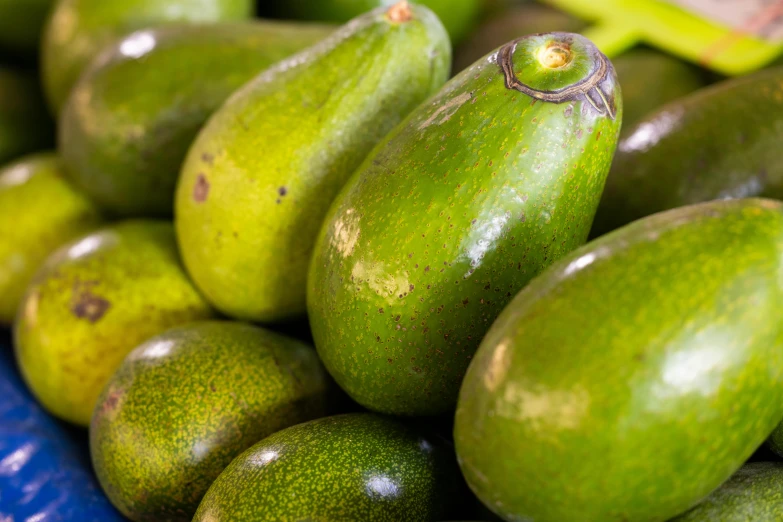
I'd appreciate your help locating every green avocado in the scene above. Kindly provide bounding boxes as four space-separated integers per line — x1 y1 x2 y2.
193 413 461 521
0 0 53 55
0 68 55 163
175 3 451 322
14 220 214 426
454 198 783 522
90 321 332 522
59 21 334 218
41 0 255 115
270 0 480 44
592 66 783 238
0 152 103 325
308 32 621 416
670 463 783 521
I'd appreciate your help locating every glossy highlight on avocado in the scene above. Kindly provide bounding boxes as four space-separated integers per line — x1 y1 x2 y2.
176 2 451 322
0 152 103 325
91 321 332 522
193 413 461 521
455 198 783 522
59 21 334 218
14 220 214 426
41 0 255 114
308 31 621 416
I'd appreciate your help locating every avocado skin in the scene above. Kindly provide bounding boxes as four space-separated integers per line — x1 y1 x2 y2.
455 198 783 522
90 321 332 522
41 0 255 115
592 67 783 238
59 21 333 218
0 152 103 324
270 0 480 44
308 33 621 416
670 463 783 521
193 413 461 521
0 68 54 162
14 220 214 427
176 4 451 322
0 0 53 55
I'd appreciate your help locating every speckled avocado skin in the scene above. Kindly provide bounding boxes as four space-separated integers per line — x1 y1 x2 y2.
13 220 214 426
0 0 53 55
193 413 461 521
0 68 54 163
271 0 479 44
592 67 783 237
455 198 783 522
671 463 783 521
0 152 103 324
175 4 451 322
308 32 622 416
59 21 334 218
90 321 332 522
41 0 254 115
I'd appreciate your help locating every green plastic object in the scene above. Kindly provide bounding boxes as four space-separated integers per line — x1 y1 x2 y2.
542 0 783 75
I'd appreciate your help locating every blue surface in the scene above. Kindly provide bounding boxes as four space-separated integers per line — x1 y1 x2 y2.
0 329 126 521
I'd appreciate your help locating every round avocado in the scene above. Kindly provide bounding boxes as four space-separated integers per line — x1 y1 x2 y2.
455 198 783 521
41 0 255 115
193 413 462 521
13 220 214 426
671 463 783 521
90 320 332 521
0 67 54 162
59 21 334 218
0 152 103 325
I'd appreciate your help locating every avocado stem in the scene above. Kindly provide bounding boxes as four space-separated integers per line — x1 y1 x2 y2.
387 1 413 23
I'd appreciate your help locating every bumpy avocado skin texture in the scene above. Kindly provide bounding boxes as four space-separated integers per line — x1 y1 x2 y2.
455 198 783 522
271 0 479 44
41 0 254 115
308 32 621 416
0 152 103 325
0 0 53 55
175 5 451 322
0 68 54 162
193 413 461 521
671 463 783 521
90 321 332 522
59 21 333 218
13 220 214 426
592 67 783 238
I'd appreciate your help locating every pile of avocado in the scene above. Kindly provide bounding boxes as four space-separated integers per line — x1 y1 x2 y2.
3 0 783 520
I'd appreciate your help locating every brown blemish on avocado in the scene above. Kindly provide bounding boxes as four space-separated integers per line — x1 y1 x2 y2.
193 174 210 203
201 153 214 165
278 186 288 196
71 289 111 323
419 92 473 130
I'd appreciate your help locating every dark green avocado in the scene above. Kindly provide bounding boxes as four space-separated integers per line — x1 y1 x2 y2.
193 413 462 521
455 198 783 522
308 31 621 416
592 66 783 237
59 20 334 217
90 321 332 522
670 463 783 521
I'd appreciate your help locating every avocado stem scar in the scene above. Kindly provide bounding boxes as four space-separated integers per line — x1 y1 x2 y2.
538 44 572 69
387 1 413 23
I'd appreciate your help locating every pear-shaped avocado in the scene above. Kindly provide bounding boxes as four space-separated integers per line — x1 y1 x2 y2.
0 0 53 56
308 32 621 416
59 21 334 218
670 463 783 521
41 0 254 115
14 220 214 426
0 68 54 163
270 0 480 44
176 2 451 322
193 413 461 521
0 152 103 325
455 198 783 522
592 66 783 238
90 321 332 522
